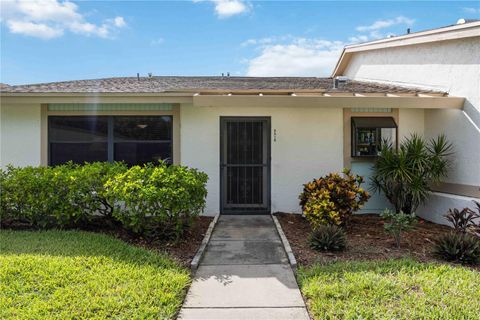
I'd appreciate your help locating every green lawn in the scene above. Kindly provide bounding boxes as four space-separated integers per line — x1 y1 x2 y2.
298 259 480 320
0 230 191 320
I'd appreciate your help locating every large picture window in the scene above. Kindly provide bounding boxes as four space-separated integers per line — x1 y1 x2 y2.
49 116 173 166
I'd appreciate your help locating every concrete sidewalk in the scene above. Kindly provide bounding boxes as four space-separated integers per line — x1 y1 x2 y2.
179 215 309 320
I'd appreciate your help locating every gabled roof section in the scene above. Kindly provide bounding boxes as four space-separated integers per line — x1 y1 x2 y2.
333 20 480 77
0 76 444 96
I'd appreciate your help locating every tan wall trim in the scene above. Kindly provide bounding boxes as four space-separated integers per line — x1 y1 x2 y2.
45 105 181 165
343 108 399 169
40 104 48 166
431 182 480 199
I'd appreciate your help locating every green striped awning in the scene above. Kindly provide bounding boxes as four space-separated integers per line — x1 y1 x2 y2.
48 103 173 111
351 108 392 113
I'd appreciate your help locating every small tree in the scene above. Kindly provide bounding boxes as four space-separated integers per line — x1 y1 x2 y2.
371 134 452 214
381 209 416 248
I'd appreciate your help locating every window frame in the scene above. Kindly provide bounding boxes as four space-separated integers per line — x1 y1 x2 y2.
351 116 398 158
48 115 174 166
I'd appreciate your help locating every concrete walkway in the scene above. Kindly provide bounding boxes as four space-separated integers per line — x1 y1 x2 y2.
179 215 309 320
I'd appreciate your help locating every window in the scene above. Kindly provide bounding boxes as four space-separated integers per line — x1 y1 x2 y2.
49 116 173 166
351 117 397 157
113 116 172 166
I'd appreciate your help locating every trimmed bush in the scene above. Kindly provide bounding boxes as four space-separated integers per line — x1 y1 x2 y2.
0 165 71 227
105 162 208 239
64 162 128 221
0 162 207 239
433 232 480 265
299 169 370 228
309 224 346 252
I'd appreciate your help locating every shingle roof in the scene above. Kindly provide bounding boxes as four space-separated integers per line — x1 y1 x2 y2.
0 76 443 95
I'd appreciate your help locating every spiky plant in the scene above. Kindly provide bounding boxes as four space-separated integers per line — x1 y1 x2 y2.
433 232 480 265
371 134 453 214
309 225 347 252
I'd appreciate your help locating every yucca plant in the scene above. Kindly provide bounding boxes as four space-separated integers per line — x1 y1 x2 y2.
309 225 347 252
371 134 453 214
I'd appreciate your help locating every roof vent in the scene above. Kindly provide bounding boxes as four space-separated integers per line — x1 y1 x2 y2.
457 18 479 24
333 76 349 89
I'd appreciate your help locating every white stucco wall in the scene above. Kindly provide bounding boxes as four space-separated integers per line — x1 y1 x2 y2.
0 104 42 168
398 108 424 140
180 104 344 215
343 36 480 223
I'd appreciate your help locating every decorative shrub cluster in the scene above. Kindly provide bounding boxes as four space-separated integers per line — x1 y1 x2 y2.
0 162 208 239
309 224 346 252
299 169 370 228
433 201 480 265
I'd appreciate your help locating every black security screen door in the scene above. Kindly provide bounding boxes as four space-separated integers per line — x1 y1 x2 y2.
220 117 271 214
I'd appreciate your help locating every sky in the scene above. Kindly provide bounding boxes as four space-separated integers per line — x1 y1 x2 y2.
1 0 479 85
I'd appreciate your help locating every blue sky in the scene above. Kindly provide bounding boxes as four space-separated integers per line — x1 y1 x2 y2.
1 0 479 85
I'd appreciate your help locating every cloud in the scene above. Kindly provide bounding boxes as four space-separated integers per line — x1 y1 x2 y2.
347 16 413 44
356 16 414 32
463 7 480 14
245 38 344 77
7 20 63 39
150 38 165 46
195 0 250 18
0 0 126 39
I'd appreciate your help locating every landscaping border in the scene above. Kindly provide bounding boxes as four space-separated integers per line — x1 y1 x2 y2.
272 214 298 272
190 213 220 272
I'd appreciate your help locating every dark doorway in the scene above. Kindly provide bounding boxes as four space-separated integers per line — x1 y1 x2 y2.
220 117 271 214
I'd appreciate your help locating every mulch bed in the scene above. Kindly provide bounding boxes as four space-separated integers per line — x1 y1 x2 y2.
275 212 454 267
86 216 214 268
2 216 213 268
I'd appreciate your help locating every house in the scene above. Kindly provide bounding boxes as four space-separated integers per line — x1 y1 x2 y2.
1 21 478 222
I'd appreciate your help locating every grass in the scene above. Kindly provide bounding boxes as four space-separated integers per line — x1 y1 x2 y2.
298 258 480 320
0 230 191 320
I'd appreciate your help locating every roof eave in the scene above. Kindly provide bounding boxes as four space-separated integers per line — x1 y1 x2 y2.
192 95 464 109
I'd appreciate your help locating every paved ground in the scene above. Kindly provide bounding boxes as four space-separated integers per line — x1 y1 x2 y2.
179 215 309 320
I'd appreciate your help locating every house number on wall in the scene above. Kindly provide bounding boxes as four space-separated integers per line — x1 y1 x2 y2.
274 129 277 142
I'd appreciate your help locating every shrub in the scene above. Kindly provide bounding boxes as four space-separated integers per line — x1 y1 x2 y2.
65 162 128 221
371 134 453 214
0 165 67 227
299 169 370 227
309 225 346 252
380 209 417 248
105 162 208 239
445 206 479 234
0 162 130 228
433 232 480 265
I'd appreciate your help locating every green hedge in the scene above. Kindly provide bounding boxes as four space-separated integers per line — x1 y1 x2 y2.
0 162 208 238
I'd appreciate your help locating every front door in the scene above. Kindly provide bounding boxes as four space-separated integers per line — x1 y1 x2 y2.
220 117 271 214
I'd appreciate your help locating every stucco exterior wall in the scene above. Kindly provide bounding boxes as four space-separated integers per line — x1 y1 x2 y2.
0 104 42 168
398 108 424 140
180 104 344 215
343 37 480 223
